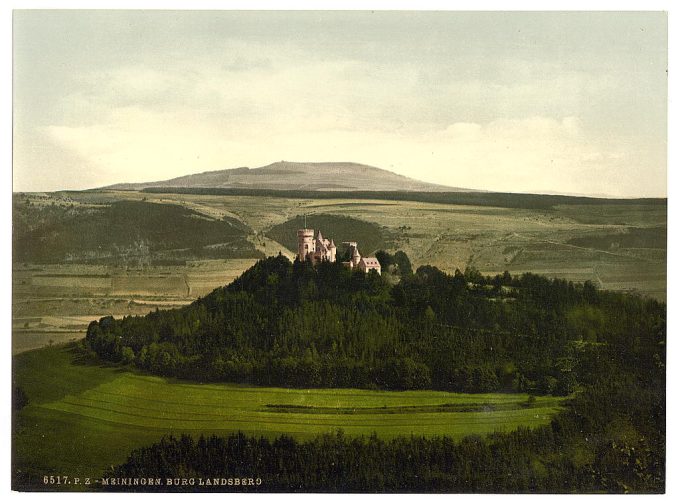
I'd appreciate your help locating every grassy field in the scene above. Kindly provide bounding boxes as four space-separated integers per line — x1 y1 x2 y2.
12 190 666 355
13 344 565 488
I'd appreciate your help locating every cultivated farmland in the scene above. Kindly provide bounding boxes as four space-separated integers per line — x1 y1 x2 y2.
11 259 258 354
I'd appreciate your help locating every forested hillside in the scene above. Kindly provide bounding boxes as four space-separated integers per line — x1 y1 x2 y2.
81 254 665 492
12 199 263 265
85 255 665 395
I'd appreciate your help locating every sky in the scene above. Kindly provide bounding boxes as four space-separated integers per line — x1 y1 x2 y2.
12 10 668 197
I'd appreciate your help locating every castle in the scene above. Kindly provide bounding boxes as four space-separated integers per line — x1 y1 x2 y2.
296 228 381 275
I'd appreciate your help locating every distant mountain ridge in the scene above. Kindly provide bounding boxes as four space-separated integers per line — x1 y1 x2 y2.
102 161 472 192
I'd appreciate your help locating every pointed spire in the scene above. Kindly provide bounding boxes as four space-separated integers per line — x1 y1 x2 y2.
317 230 324 242
329 239 336 248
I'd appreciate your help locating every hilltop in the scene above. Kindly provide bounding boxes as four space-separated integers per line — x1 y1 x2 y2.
102 161 468 192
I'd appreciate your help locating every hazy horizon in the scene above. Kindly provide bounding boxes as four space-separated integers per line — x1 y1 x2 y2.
13 11 667 197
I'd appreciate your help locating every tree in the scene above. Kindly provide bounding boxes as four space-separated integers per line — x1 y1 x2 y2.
13 386 28 411
393 251 413 276
121 346 135 365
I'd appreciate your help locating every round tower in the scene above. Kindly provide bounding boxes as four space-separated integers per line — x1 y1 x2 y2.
329 239 337 262
297 229 315 261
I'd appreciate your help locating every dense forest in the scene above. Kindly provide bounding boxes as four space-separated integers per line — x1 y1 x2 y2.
141 186 667 211
86 253 665 492
12 199 263 265
85 253 664 396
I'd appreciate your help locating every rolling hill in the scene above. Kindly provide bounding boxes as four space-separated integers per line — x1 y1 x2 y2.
102 161 469 192
12 200 263 265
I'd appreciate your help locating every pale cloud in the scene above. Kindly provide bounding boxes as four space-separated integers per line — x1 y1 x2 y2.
12 11 667 197
415 116 664 198
442 123 482 138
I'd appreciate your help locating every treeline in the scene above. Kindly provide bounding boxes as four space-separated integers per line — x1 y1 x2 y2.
85 254 665 395
140 186 667 211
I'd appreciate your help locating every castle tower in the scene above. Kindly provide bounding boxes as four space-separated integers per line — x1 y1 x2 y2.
351 245 362 267
297 228 315 261
329 239 337 262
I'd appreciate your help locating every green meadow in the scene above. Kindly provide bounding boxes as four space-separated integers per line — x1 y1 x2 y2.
13 344 565 487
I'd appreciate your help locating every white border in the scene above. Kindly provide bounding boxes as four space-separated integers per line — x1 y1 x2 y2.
2 2 676 502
